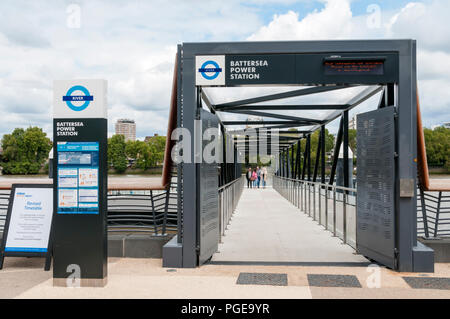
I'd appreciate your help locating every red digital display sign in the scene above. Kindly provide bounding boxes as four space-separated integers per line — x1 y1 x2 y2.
324 60 384 75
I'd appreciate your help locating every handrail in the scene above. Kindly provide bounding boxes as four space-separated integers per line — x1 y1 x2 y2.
218 175 244 242
273 174 357 249
275 176 356 192
218 175 243 191
416 85 450 192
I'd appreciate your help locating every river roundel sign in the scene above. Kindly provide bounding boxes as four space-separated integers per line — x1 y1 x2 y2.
62 85 94 112
195 55 225 86
199 60 222 80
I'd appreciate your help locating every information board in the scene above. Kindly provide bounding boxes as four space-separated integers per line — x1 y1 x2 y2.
56 141 99 214
0 184 53 270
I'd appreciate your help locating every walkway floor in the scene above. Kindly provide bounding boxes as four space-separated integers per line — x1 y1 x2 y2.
212 187 368 264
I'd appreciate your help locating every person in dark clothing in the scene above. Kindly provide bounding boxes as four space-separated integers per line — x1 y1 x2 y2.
246 167 253 188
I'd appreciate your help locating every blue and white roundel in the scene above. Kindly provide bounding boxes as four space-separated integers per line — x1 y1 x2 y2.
62 85 93 111
198 60 222 80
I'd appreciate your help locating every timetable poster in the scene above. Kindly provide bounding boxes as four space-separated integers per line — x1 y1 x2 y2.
57 142 99 214
4 187 53 253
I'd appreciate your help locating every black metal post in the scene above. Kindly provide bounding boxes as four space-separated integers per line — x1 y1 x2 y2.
329 117 343 185
313 129 322 182
307 135 311 181
321 125 326 184
302 139 307 180
290 145 295 178
343 110 349 188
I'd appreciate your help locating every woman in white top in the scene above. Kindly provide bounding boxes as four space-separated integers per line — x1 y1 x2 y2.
262 167 268 188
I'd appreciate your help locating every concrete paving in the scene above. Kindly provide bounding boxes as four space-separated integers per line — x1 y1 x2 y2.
2 257 450 299
212 187 368 263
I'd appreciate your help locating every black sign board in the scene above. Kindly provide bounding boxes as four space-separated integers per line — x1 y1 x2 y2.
226 54 296 85
0 184 53 271
52 118 108 282
224 52 398 86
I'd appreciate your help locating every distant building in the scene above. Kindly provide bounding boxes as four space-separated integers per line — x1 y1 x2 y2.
349 114 357 130
431 122 450 130
144 133 159 143
115 119 136 142
245 116 264 129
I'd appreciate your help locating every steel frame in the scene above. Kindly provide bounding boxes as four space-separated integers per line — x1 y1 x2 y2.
167 39 428 272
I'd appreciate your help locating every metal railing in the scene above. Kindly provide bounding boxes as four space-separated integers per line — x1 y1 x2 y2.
273 175 357 249
218 176 245 242
107 181 178 235
418 189 450 238
0 182 178 236
0 190 8 233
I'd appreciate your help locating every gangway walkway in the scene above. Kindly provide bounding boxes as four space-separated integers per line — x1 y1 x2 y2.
212 187 368 264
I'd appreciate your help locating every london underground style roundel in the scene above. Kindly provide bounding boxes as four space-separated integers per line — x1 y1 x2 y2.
199 60 222 80
195 55 225 86
62 85 94 111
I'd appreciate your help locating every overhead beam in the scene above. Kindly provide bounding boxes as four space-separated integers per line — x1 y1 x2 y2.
219 109 323 123
214 85 356 109
216 104 350 111
222 120 319 126
324 85 383 124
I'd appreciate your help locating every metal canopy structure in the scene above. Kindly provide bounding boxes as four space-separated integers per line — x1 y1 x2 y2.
201 85 383 155
162 39 434 273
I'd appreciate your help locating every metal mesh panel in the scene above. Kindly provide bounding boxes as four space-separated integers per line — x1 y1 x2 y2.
198 109 220 264
356 106 396 268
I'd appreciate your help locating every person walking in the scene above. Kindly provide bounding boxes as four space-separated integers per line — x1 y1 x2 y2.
246 167 252 188
262 167 267 188
256 166 261 188
251 169 257 188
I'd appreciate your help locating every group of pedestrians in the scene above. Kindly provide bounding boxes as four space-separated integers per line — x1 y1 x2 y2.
245 166 267 189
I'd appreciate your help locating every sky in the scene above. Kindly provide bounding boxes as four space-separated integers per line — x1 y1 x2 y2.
0 0 449 139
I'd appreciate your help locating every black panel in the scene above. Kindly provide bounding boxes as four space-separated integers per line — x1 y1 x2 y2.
356 107 396 269
224 52 398 86
198 110 220 265
52 118 108 279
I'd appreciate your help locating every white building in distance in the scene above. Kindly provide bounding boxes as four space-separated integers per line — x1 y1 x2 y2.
115 119 136 142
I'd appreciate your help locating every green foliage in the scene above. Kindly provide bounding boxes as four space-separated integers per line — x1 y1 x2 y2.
125 140 157 170
109 135 166 173
108 134 128 173
424 127 450 170
348 129 357 152
147 135 166 166
1 127 51 175
299 128 335 164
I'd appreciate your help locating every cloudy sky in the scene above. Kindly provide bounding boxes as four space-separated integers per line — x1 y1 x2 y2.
0 0 448 139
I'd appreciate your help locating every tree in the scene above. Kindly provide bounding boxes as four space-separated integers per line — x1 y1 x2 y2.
147 135 166 166
1 127 51 174
125 140 141 164
125 140 154 170
299 128 335 164
136 142 153 170
108 134 128 173
423 127 450 170
348 129 357 152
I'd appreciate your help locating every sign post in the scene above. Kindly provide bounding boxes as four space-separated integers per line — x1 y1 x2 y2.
52 79 108 287
0 184 53 270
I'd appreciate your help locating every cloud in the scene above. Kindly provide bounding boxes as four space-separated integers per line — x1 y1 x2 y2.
247 0 450 129
248 0 353 41
0 0 449 140
0 0 265 138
